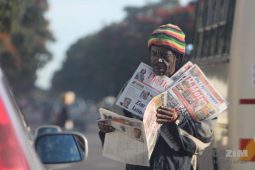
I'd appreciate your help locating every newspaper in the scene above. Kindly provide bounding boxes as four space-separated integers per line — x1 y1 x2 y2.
100 62 228 165
165 64 228 121
142 93 165 158
143 64 228 157
116 62 193 118
99 108 145 142
99 108 149 166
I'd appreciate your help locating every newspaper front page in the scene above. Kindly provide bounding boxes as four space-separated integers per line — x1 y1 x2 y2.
166 64 228 121
116 62 193 118
115 62 172 118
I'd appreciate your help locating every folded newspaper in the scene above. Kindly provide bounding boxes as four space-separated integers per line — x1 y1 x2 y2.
99 61 228 166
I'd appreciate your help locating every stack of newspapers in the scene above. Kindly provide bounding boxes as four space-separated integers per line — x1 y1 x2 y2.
99 61 228 166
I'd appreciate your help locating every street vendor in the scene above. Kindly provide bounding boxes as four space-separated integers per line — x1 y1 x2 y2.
98 23 213 170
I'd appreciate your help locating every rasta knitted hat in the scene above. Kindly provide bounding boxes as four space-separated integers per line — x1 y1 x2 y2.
148 23 186 56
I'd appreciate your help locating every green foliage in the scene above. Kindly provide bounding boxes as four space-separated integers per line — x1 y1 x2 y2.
0 0 54 96
52 22 151 101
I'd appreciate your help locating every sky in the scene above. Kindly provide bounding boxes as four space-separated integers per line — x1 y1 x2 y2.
35 0 191 90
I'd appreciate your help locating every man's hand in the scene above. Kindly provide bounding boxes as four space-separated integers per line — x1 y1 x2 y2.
156 106 179 124
97 119 115 133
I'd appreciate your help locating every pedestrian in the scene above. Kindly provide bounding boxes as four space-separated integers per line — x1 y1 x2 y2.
98 23 213 170
55 94 69 128
54 91 75 129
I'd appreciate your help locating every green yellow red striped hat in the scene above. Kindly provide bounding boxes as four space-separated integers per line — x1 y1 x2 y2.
148 23 186 56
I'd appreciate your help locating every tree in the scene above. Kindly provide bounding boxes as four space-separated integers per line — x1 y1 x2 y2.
51 0 196 101
0 0 54 96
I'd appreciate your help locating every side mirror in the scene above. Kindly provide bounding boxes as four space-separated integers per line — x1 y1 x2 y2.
35 132 88 165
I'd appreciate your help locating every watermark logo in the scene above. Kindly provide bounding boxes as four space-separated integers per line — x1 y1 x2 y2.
226 149 248 158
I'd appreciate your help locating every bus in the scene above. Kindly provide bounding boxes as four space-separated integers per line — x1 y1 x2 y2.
191 0 255 170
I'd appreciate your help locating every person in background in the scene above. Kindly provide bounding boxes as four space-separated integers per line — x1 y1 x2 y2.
98 23 213 170
54 94 68 128
54 91 75 129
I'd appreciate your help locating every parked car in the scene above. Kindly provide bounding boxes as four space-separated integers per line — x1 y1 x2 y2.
0 68 88 170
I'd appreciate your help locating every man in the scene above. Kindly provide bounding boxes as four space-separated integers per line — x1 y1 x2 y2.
98 23 213 170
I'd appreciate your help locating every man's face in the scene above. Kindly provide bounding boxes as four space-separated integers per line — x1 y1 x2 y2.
150 46 177 77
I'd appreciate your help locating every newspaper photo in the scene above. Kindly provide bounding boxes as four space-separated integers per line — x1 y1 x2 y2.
116 62 193 118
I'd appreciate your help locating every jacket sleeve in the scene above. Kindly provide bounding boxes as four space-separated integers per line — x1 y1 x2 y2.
159 114 214 155
178 114 214 143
